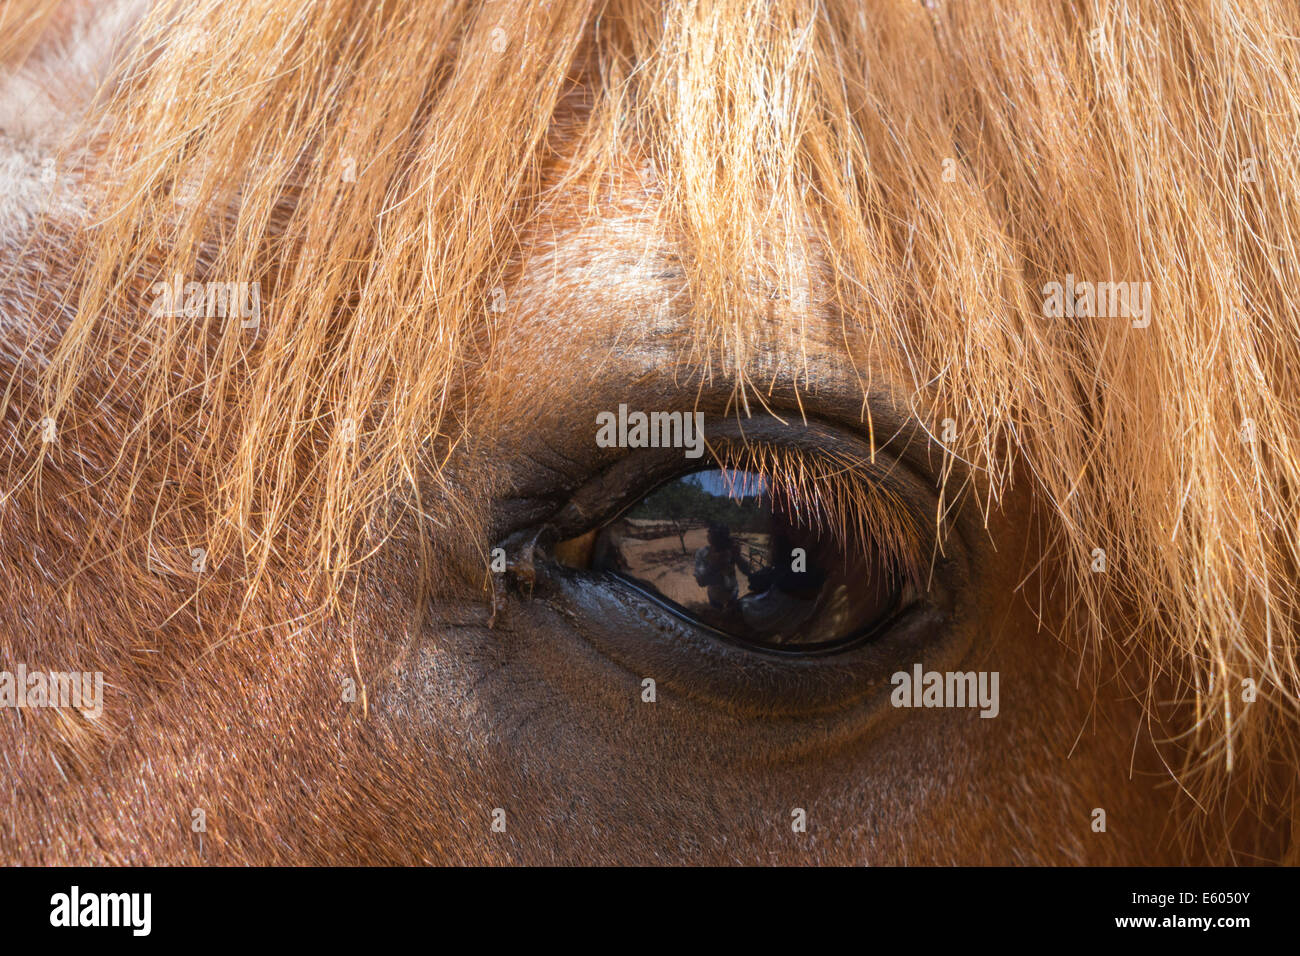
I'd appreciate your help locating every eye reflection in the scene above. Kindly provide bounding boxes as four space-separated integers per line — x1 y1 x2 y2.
555 469 907 653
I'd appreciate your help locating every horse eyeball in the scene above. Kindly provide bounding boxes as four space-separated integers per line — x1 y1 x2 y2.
556 468 912 655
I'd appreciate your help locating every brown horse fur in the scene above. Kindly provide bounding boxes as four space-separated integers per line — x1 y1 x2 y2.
0 0 1297 864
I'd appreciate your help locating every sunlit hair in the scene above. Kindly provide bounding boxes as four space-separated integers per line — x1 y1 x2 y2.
0 0 62 67
4 0 1299 860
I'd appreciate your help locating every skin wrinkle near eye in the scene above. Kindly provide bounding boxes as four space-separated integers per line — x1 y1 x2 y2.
480 380 982 697
491 406 979 724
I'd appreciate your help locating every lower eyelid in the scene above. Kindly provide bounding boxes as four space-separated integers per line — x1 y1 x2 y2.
538 559 962 721
603 568 912 658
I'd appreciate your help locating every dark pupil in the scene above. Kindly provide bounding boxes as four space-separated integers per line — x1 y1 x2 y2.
591 469 900 652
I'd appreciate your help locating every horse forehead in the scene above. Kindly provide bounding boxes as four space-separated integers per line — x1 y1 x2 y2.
503 169 841 378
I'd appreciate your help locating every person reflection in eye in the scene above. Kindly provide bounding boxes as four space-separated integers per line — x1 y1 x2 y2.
740 531 825 640
693 522 752 609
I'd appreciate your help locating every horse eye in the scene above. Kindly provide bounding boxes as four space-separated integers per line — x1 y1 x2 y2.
553 469 911 655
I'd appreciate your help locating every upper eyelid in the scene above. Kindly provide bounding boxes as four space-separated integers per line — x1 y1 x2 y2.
489 393 962 558
543 412 941 537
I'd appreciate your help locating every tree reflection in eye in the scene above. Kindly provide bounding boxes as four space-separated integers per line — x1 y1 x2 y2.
554 469 908 653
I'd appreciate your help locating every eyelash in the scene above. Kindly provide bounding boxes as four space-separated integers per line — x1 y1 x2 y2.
704 441 927 591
